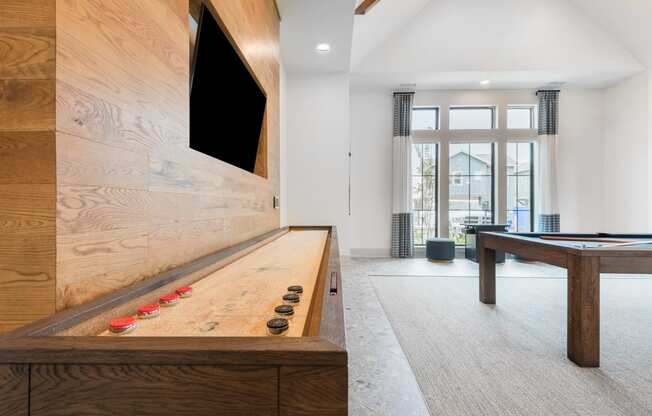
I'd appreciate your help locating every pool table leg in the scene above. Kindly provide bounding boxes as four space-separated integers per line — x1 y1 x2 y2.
567 254 600 367
479 244 496 304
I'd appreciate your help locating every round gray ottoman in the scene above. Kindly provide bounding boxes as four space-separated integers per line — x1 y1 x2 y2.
426 238 455 261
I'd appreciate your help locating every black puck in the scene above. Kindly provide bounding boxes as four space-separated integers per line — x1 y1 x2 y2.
267 318 289 335
287 285 304 294
274 304 295 316
282 293 300 304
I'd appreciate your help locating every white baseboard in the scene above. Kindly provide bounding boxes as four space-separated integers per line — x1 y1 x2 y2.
349 248 391 258
349 247 467 259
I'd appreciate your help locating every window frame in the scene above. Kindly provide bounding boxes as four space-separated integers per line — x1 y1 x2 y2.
448 105 497 130
506 142 535 232
447 142 496 245
412 97 538 241
507 105 537 130
411 106 440 131
412 143 439 246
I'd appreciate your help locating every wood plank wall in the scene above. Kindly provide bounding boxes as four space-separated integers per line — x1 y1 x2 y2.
0 0 280 331
55 0 281 310
0 0 57 332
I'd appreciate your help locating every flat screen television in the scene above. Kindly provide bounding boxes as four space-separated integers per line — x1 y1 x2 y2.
190 4 267 175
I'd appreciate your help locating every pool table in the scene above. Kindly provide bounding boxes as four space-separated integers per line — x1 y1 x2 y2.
477 232 652 367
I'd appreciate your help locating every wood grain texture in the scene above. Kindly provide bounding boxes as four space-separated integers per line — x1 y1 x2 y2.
0 227 347 415
0 79 55 131
478 234 496 304
280 366 348 416
304 227 346 348
57 132 148 189
97 230 327 337
0 28 55 78
30 364 278 416
0 336 346 367
53 228 289 337
53 0 281 310
0 0 55 28
0 0 57 333
355 0 382 15
57 227 148 310
566 254 600 367
477 232 652 367
0 184 55 331
0 365 28 416
0 131 54 184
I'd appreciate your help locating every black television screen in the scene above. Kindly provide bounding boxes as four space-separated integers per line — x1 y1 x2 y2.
190 5 267 175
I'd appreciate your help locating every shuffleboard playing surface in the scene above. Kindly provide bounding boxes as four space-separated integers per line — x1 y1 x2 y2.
98 230 328 337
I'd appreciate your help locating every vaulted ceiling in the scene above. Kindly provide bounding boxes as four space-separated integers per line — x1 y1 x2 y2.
279 0 651 90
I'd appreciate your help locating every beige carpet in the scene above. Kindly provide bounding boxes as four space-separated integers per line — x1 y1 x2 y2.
372 275 652 416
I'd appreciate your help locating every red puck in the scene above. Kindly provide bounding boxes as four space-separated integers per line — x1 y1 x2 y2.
109 316 137 334
175 286 193 298
159 293 179 306
137 303 160 319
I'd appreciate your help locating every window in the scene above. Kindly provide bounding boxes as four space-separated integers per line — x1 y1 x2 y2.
449 143 494 244
412 143 439 245
412 107 439 130
506 142 534 232
507 106 536 129
449 106 495 130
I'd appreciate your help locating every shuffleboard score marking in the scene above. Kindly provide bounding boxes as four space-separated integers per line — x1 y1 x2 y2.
99 230 329 337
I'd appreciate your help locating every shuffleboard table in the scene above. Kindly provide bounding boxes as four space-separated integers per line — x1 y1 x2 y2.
478 232 652 367
0 226 346 416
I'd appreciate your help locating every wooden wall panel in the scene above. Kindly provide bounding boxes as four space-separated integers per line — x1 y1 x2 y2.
0 365 29 416
0 0 56 333
0 28 55 79
54 0 281 309
0 0 280 327
30 364 278 416
0 79 55 131
0 0 55 28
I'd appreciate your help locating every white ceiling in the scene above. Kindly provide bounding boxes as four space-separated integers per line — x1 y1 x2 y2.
277 0 356 72
351 0 430 68
570 0 652 67
279 0 650 89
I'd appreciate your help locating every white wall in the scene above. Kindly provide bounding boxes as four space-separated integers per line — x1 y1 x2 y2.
344 88 608 255
348 92 393 256
284 82 648 255
280 64 288 227
603 73 650 232
286 73 352 253
649 71 652 231
558 89 605 231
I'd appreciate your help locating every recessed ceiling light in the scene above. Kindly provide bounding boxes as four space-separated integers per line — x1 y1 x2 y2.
316 43 331 53
480 80 491 85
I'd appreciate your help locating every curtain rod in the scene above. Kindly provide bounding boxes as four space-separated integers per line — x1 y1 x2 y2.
536 90 561 95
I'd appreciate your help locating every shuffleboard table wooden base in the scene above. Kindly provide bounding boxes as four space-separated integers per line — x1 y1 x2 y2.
0 226 347 416
478 232 652 368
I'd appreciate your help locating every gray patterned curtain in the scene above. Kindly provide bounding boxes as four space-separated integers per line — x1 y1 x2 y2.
391 92 414 257
537 90 560 232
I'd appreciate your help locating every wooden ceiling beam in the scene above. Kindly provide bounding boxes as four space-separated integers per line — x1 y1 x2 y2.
355 0 382 15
